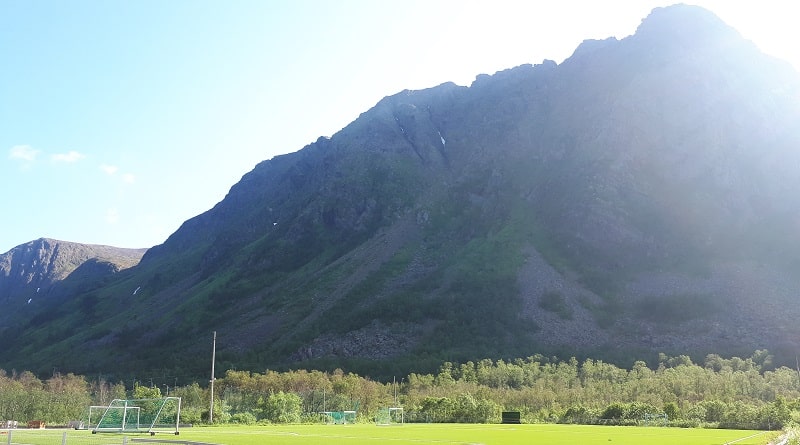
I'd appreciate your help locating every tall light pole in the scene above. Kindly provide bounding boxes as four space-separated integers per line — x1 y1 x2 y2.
209 331 217 423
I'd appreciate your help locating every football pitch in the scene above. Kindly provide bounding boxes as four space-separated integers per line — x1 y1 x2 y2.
2 424 782 445
180 424 779 445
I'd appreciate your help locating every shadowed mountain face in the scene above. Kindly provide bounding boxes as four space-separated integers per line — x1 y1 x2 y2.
0 238 146 324
2 4 800 379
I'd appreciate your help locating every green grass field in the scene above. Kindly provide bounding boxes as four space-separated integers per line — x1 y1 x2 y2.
2 424 783 445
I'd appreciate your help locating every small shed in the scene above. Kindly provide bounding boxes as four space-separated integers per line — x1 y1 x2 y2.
27 420 46 429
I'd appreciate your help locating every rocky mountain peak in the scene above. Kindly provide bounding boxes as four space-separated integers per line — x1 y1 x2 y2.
634 4 741 47
0 238 146 302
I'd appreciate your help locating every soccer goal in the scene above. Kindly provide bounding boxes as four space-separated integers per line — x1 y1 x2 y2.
91 397 182 435
643 412 668 426
321 410 357 424
85 404 140 429
376 407 404 425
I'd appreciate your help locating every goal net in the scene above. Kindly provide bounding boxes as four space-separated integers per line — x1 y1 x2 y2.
376 407 404 425
86 404 140 429
643 412 668 426
321 410 357 424
91 397 182 435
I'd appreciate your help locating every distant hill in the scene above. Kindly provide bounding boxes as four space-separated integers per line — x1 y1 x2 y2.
2 4 800 381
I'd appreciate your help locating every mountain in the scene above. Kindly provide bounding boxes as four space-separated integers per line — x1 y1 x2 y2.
0 238 146 328
2 4 800 380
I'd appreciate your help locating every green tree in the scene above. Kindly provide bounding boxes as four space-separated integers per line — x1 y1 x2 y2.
562 405 596 424
230 411 257 425
758 396 790 429
43 373 91 423
700 400 727 422
624 402 660 420
663 401 680 420
601 402 626 420
261 391 302 423
132 383 162 399
419 396 457 422
750 350 774 371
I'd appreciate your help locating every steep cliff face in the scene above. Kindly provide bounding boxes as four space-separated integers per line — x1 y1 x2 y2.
2 5 800 379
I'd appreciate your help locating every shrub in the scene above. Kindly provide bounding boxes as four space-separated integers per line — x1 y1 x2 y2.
260 391 302 423
624 402 661 420
663 402 680 420
700 400 727 423
562 405 598 424
179 407 203 425
230 412 257 425
601 403 626 420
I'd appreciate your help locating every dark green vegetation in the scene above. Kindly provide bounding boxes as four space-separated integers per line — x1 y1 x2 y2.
2 5 800 382
2 352 799 433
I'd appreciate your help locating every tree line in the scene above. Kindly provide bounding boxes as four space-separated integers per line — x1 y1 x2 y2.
1 350 798 430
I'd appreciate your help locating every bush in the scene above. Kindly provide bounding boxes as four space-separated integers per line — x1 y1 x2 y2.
230 412 257 425
562 405 599 424
720 401 758 429
260 391 302 423
686 404 707 422
601 403 626 420
756 397 791 430
663 402 680 421
419 396 457 423
700 400 727 423
180 407 203 424
624 402 661 420
670 418 702 428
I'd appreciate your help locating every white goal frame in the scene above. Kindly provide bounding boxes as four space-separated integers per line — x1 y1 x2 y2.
88 404 140 430
91 397 181 435
376 407 404 425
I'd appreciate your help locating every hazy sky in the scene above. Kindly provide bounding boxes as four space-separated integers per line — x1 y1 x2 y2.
1 1 797 253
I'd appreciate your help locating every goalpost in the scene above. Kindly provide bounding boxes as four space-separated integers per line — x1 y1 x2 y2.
376 407 404 425
320 411 357 424
91 397 182 435
86 404 140 429
643 413 668 426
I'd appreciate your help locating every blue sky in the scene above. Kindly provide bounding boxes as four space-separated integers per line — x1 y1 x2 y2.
2 1 797 253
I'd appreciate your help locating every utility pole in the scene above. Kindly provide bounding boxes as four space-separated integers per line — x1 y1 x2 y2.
210 331 217 423
795 355 800 386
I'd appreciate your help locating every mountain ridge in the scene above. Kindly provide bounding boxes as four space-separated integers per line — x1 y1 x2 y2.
0 238 147 330
2 4 800 380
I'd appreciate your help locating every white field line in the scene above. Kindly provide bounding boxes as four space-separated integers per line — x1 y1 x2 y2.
723 430 770 445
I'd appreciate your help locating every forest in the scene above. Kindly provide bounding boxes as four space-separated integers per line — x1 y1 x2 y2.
1 351 798 430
